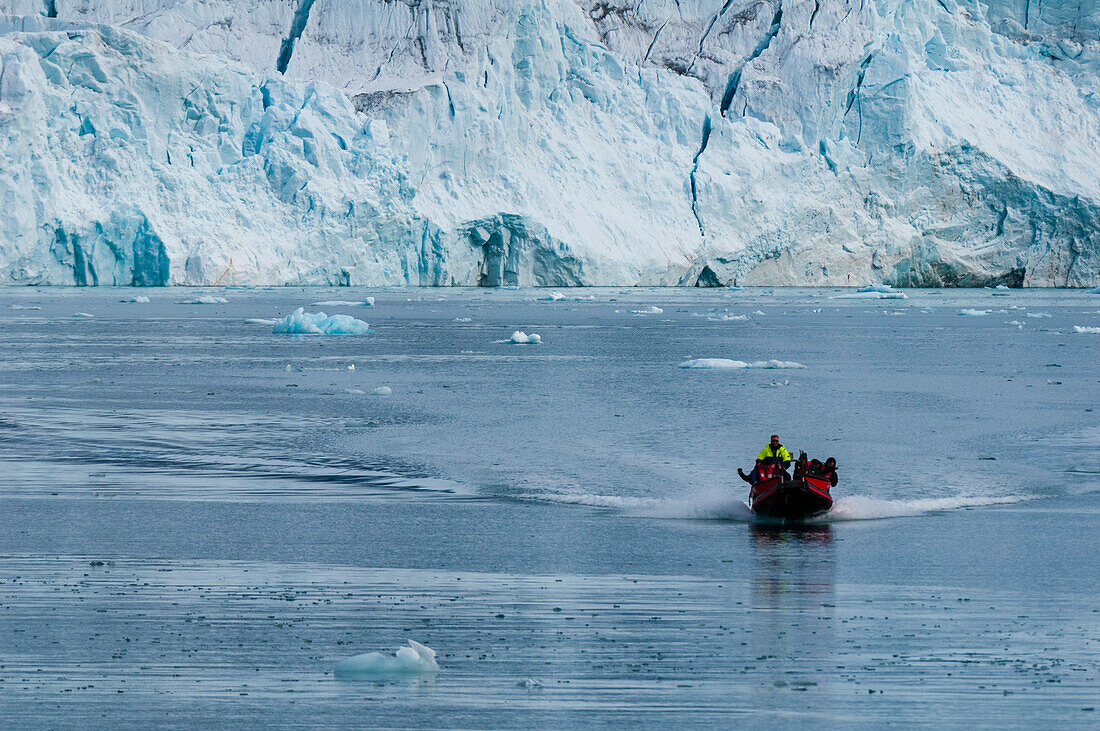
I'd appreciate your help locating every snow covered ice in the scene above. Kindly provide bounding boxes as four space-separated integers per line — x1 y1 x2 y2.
0 2 1098 287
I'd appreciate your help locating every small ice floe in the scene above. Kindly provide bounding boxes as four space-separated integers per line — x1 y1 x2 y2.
273 308 371 335
995 284 1010 290
11 305 41 310
1085 287 1100 294
245 318 276 325
1073 326 1100 334
834 285 908 299
372 386 393 396
517 678 543 689
1026 313 1051 318
540 291 566 301
753 310 766 316
958 309 990 316
499 331 541 344
707 312 749 321
454 317 473 323
679 358 805 369
179 295 228 304
122 296 150 303
347 364 355 371
760 380 790 388
345 388 366 395
334 640 439 680
630 306 664 314
311 298 374 307
72 312 94 318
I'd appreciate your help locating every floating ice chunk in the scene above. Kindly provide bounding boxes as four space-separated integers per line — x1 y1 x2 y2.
345 388 366 395
1007 320 1023 326
372 386 392 396
1073 326 1100 333
679 358 805 369
347 364 355 371
311 298 374 307
245 318 276 325
11 305 41 310
760 380 790 388
1026 313 1051 318
334 640 439 680
501 331 541 344
273 308 371 335
72 312 94 318
753 310 766 316
995 284 1010 290
958 309 990 316
540 291 566 301
180 295 228 304
122 296 150 303
707 312 749 321
857 284 896 293
834 291 908 299
518 678 543 689
454 317 473 323
631 306 663 314
1086 287 1100 294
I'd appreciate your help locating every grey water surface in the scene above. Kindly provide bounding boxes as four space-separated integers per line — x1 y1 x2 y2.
0 287 1098 727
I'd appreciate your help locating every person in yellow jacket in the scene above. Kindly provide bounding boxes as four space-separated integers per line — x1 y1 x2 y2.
757 434 793 469
738 434 793 483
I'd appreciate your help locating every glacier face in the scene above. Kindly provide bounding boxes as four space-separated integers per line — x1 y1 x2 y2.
0 0 1098 286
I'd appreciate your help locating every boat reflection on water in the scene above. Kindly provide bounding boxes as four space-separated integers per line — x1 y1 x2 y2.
748 522 838 707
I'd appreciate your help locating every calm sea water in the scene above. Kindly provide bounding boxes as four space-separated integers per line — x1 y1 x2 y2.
0 287 1097 727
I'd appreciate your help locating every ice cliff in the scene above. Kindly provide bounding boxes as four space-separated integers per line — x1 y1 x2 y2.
1 1 1098 286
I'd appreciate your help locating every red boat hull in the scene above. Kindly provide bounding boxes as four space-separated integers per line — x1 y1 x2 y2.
749 475 833 521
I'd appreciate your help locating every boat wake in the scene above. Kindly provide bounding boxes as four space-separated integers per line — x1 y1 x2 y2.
518 487 1033 522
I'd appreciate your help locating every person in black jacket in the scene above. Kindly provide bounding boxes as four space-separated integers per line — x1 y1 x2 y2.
820 457 839 487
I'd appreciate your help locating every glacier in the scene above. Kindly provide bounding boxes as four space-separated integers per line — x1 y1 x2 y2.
0 1 1098 287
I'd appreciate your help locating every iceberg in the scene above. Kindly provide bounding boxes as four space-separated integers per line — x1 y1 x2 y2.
679 358 805 370
311 299 374 307
179 296 228 305
272 308 371 335
502 331 541 345
1073 326 1100 334
334 640 439 680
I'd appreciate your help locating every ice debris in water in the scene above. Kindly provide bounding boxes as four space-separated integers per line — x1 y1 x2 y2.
995 284 1010 290
180 295 228 304
273 308 371 335
347 364 355 371
1026 313 1051 318
958 309 991 316
72 312 94 318
541 291 566 301
11 305 41 310
122 296 150 303
518 678 543 689
334 640 439 680
836 285 906 296
1073 326 1100 334
245 318 276 325
502 331 541 344
1086 287 1100 294
454 317 473 323
372 386 393 396
679 359 805 369
311 298 374 307
631 306 663 314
